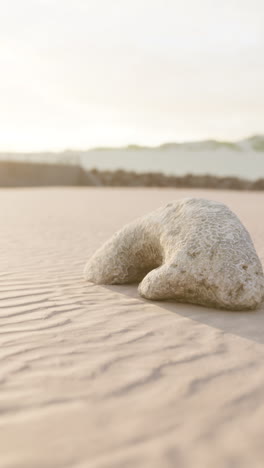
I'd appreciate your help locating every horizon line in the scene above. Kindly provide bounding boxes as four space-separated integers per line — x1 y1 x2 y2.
0 133 263 154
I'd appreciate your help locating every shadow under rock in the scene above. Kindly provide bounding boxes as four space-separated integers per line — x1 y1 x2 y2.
102 284 264 345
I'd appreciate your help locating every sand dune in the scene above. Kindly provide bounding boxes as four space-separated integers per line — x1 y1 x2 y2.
0 188 264 468
1 135 264 181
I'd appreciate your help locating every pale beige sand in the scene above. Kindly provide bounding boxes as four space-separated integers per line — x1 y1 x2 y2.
0 188 264 468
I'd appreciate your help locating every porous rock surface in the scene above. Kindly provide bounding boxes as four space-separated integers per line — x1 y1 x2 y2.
84 198 264 310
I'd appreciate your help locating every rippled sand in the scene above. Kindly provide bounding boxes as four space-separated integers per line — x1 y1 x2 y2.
1 188 264 468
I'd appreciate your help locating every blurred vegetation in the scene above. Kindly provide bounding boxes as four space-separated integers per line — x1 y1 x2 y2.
248 135 264 152
0 160 263 190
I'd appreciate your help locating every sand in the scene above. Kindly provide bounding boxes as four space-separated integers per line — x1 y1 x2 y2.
0 187 264 468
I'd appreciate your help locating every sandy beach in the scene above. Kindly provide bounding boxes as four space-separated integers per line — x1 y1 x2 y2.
1 187 264 468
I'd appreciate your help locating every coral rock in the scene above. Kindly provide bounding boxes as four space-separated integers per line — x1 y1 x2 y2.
84 198 264 310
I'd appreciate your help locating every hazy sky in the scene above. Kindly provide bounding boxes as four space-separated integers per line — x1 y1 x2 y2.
1 0 264 151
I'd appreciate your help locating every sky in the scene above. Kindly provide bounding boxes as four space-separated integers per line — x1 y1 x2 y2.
0 0 264 151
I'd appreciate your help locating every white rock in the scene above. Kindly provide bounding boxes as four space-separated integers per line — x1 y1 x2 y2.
84 198 264 310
